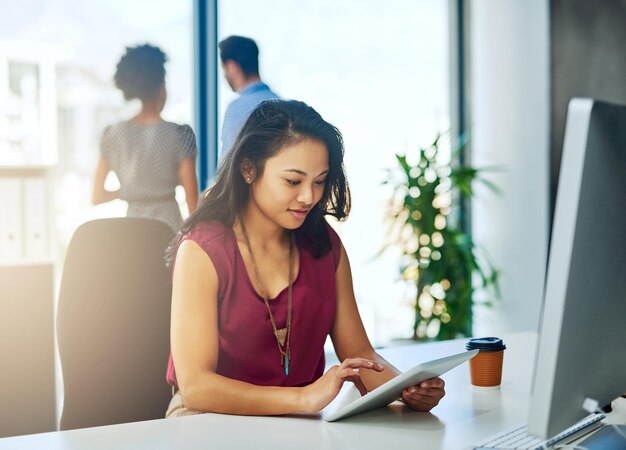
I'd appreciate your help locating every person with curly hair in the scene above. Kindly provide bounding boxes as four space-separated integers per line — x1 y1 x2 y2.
92 44 199 231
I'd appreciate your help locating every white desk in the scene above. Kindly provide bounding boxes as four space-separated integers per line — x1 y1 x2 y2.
0 332 622 450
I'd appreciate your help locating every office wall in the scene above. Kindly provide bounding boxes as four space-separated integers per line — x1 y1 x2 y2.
0 264 56 437
550 0 626 216
470 0 550 335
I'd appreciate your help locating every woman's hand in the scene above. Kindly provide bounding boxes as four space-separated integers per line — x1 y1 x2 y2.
300 358 384 413
400 377 445 412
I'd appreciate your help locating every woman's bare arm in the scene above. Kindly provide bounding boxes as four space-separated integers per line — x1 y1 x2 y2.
330 244 401 391
92 157 120 205
330 243 445 411
178 157 199 215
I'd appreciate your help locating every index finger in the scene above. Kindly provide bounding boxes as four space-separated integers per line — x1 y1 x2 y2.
340 358 384 372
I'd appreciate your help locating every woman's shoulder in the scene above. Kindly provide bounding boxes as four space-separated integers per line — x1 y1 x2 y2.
100 122 127 152
181 221 235 259
102 121 141 142
161 122 197 157
101 121 125 137
179 221 235 280
325 222 342 268
106 120 135 132
160 121 195 136
184 220 230 245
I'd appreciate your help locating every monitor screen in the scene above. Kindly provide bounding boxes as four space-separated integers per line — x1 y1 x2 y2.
528 98 626 438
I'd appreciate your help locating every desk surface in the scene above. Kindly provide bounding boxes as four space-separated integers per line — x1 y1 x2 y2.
0 332 582 450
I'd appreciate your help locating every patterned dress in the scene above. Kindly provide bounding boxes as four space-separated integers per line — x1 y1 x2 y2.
100 120 197 231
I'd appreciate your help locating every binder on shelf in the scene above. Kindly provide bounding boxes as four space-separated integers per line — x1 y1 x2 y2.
0 178 23 263
23 177 49 260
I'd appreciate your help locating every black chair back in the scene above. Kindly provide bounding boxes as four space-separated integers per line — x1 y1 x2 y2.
57 218 174 430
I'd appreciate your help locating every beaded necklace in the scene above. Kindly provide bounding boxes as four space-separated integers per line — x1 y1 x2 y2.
239 218 294 375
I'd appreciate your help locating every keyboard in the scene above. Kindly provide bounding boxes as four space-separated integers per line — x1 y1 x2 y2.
473 413 605 449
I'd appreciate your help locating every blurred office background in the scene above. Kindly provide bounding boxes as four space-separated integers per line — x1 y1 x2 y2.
1 0 625 438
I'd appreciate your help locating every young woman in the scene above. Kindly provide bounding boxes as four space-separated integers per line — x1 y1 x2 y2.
166 100 445 417
92 44 198 231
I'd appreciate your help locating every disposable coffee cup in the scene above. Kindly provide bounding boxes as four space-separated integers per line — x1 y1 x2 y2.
466 337 506 389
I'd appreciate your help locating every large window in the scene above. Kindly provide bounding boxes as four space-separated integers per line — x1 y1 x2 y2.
219 0 450 344
0 1 194 426
0 0 194 256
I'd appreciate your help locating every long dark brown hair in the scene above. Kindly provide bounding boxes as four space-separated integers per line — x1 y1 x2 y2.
167 99 350 263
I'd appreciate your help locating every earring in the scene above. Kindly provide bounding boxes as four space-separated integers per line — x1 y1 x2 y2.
246 177 251 183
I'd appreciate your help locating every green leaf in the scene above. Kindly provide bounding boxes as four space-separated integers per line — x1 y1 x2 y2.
382 129 501 341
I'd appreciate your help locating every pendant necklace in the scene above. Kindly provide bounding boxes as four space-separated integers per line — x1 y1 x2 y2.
239 217 294 376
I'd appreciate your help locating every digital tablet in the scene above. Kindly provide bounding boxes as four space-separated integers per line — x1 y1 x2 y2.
323 349 478 422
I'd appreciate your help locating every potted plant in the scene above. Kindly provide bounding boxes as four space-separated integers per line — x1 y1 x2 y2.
383 133 499 341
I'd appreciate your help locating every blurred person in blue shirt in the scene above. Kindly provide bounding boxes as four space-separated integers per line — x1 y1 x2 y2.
219 35 279 160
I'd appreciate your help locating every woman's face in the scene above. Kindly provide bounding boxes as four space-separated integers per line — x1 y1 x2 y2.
244 138 329 230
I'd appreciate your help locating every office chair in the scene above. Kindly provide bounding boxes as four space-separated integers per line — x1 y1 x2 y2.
57 218 175 430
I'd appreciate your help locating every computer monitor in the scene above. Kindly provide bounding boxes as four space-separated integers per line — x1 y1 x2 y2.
527 98 626 438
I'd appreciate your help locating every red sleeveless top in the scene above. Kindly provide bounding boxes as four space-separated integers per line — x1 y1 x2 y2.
166 220 341 388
